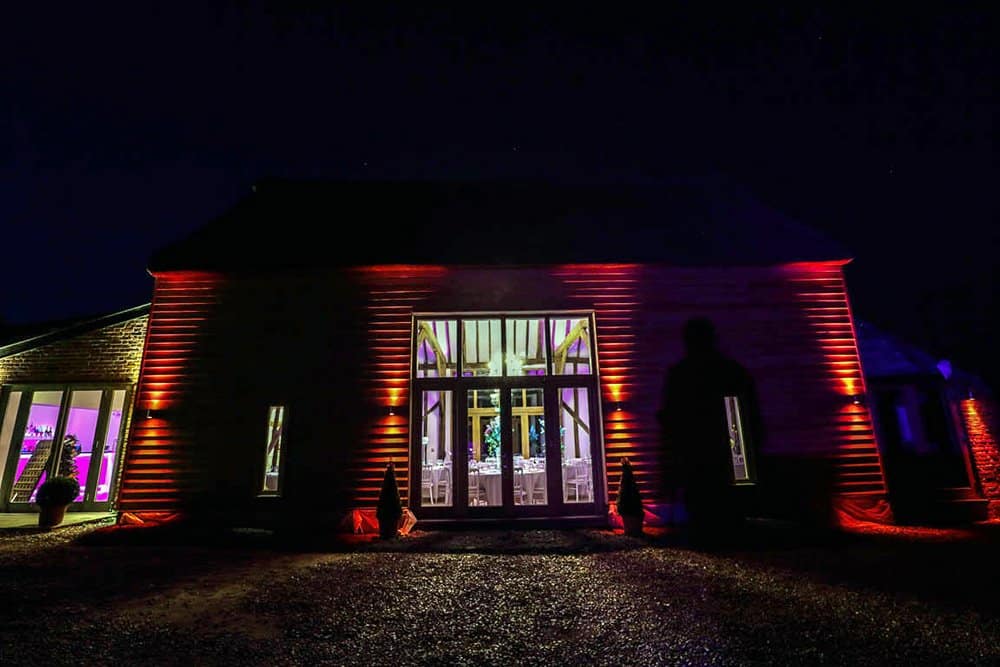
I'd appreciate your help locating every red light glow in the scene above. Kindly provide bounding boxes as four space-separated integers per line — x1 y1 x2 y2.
117 273 225 517
785 262 887 497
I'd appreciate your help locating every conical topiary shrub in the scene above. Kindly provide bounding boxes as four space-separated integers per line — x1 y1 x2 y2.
376 461 403 539
616 457 644 536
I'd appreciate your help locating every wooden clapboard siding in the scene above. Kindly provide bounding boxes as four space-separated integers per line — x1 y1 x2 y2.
555 262 885 502
118 273 224 511
552 265 646 499
349 266 449 505
119 261 885 518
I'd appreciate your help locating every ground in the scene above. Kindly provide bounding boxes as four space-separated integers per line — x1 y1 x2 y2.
1 519 999 666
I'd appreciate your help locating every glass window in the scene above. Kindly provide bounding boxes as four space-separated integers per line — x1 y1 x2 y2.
415 319 458 378
468 389 501 506
419 390 453 507
463 319 502 377
10 390 63 503
57 390 103 502
0 391 23 486
261 406 286 495
550 317 592 375
512 388 547 505
94 390 127 503
505 318 547 376
559 387 594 503
724 396 751 483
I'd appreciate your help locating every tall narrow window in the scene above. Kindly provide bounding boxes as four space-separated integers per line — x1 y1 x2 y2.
57 390 104 502
724 396 751 483
261 406 286 495
419 390 453 507
10 390 64 503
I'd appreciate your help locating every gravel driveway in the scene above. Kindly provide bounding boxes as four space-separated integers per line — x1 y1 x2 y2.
1 520 998 665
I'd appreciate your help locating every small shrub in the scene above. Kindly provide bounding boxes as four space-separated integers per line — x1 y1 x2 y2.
376 461 403 528
36 476 80 508
615 457 643 518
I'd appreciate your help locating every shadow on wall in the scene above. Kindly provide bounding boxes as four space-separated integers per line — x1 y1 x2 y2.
658 317 839 541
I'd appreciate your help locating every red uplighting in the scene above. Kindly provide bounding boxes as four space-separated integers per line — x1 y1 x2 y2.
786 262 887 497
117 273 225 516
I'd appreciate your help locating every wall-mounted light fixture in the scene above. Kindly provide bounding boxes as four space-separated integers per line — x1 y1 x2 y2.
849 394 865 406
388 405 396 416
968 387 976 401
614 401 623 412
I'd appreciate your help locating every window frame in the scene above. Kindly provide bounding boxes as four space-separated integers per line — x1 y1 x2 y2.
409 312 606 518
258 405 288 498
0 383 133 512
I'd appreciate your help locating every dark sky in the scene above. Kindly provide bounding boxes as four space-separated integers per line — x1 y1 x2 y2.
2 4 996 379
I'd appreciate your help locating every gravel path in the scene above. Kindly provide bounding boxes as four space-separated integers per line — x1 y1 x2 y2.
1 522 998 665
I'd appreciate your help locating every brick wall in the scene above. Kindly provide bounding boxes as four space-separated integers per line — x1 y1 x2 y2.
961 394 1000 518
0 316 148 385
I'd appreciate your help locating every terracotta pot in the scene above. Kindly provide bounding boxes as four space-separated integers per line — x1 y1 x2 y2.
38 504 68 529
621 514 644 537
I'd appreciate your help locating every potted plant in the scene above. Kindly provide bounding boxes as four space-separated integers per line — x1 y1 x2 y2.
616 457 644 536
376 461 403 539
36 475 80 528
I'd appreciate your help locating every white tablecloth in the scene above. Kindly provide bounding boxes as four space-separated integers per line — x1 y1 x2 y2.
477 470 502 505
519 469 546 503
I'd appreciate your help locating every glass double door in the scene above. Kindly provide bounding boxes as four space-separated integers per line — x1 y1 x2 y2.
0 387 130 512
415 383 601 518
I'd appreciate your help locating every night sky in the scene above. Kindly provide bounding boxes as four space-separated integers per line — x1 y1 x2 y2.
3 5 996 382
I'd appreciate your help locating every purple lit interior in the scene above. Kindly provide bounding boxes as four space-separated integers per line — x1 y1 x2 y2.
417 320 456 378
95 408 123 502
553 319 591 375
15 403 61 502
14 399 121 503
560 387 591 459
424 390 442 462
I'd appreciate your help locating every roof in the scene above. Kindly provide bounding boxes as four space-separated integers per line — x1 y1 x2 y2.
856 320 998 401
856 320 944 379
0 304 150 359
149 179 850 272
856 322 956 378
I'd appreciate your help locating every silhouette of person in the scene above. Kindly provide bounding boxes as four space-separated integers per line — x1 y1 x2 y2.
658 317 762 547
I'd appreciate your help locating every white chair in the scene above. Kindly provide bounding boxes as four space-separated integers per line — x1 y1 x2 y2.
529 470 547 504
468 469 484 506
513 468 526 505
564 463 592 502
436 472 451 505
421 467 436 505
